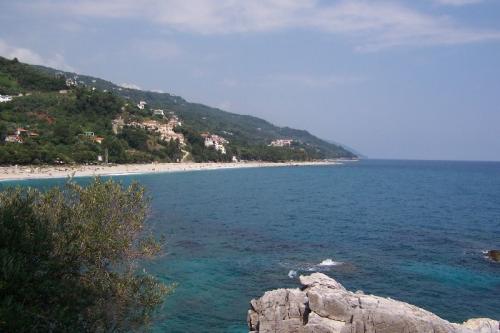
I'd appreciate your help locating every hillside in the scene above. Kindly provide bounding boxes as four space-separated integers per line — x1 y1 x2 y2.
0 56 356 165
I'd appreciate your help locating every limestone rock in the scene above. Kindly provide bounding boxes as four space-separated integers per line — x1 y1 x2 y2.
248 288 309 333
247 273 499 333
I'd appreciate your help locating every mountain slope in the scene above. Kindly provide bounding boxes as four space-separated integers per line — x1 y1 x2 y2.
0 56 356 165
35 64 356 158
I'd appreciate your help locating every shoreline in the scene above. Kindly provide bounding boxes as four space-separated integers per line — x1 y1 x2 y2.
0 160 352 182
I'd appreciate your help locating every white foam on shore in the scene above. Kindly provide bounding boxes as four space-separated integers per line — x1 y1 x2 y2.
288 270 297 278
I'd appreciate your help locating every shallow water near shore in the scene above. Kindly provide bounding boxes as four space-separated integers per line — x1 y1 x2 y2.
2 160 499 332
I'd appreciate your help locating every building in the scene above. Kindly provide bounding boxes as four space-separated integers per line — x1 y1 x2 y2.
5 135 23 143
167 115 182 127
269 139 293 147
79 131 104 144
11 128 39 139
202 133 228 154
141 120 160 131
65 78 77 87
15 128 28 136
153 109 165 117
128 119 185 145
93 136 104 144
0 95 13 103
137 101 147 110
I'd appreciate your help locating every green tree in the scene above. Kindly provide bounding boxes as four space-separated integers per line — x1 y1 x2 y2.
102 136 127 163
0 178 173 332
119 127 150 151
52 122 79 145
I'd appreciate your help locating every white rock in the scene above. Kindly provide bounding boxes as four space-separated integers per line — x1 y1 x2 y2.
248 273 499 333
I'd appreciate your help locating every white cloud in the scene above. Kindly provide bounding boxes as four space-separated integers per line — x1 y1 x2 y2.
24 0 500 51
0 39 75 71
306 1 500 52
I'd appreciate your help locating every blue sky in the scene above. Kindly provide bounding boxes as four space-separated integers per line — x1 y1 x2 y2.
1 0 499 160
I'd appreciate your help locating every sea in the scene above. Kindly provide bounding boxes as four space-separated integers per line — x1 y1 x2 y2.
1 159 499 332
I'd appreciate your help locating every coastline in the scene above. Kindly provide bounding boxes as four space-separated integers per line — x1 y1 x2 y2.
0 160 350 182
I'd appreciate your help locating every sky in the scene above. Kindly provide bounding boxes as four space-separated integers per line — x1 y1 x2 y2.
1 0 499 161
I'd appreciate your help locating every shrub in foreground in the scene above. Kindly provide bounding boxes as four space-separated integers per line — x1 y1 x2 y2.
0 178 173 332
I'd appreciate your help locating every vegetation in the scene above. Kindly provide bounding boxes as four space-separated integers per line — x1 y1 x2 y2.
0 57 66 94
0 56 356 165
0 178 173 332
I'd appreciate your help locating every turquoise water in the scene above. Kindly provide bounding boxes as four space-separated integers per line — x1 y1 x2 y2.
2 160 499 332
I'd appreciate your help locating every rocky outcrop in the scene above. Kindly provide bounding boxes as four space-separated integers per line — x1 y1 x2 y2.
487 250 500 262
247 273 499 333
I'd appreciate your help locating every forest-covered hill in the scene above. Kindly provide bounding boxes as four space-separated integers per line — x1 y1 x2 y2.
0 56 356 165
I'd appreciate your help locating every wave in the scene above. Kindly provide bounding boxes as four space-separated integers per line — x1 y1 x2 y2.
318 258 342 266
282 258 344 277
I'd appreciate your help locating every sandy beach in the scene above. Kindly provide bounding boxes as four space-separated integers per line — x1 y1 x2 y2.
0 160 348 182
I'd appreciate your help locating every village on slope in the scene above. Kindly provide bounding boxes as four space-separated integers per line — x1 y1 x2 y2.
0 87 296 164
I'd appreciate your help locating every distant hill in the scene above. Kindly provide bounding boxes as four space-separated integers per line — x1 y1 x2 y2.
327 140 366 159
0 56 356 165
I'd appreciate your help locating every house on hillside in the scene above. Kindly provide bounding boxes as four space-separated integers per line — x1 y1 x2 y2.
201 133 228 154
5 135 23 143
15 128 28 136
127 119 185 145
269 139 293 147
137 101 147 110
168 115 182 127
0 95 13 103
80 131 104 144
153 109 165 117
13 128 39 139
65 78 77 87
93 136 104 144
141 120 160 131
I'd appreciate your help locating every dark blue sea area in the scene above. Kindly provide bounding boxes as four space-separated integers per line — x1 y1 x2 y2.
2 159 499 332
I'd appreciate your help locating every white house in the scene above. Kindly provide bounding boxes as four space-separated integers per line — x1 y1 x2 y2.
0 95 13 103
65 78 77 87
4 135 23 143
269 139 293 147
202 133 228 154
153 109 165 117
137 101 147 110
168 115 182 127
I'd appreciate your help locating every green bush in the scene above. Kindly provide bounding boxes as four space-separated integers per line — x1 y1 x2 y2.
0 178 173 332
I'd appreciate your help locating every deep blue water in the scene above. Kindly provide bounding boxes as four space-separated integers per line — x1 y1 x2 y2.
2 160 499 332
